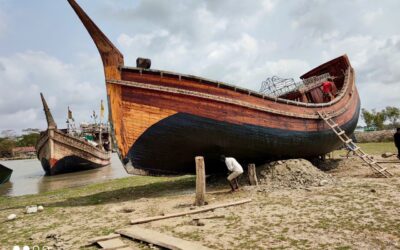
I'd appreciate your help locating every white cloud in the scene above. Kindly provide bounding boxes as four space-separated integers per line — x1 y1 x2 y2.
0 51 106 132
261 0 275 12
359 81 400 110
118 30 281 91
362 8 383 25
320 35 400 110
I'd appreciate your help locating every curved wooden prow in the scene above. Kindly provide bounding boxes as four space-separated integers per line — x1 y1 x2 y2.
67 0 124 78
40 93 57 130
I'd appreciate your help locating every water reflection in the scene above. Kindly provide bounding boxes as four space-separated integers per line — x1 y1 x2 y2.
0 154 128 196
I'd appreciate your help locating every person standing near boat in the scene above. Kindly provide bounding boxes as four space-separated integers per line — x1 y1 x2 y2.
220 155 243 191
394 128 400 159
322 77 334 102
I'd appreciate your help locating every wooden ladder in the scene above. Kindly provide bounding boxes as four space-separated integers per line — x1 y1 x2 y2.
317 111 393 178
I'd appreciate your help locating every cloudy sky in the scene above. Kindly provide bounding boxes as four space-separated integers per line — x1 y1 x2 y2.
0 0 399 132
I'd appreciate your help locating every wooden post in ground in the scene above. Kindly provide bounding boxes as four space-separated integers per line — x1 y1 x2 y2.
195 156 206 206
248 163 258 186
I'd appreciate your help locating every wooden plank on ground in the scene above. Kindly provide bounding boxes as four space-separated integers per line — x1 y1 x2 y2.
130 198 252 225
87 233 121 245
98 239 127 249
97 238 127 249
117 226 212 250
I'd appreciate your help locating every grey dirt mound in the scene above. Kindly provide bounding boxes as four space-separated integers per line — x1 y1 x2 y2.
256 158 334 188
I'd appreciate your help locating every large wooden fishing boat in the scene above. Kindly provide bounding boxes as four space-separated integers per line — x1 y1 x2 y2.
0 164 13 184
68 0 360 175
36 94 111 175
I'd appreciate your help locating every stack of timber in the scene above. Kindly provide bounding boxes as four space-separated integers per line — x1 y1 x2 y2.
35 94 111 175
0 164 13 184
68 0 360 175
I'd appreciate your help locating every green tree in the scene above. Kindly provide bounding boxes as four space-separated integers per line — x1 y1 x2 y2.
0 138 16 158
373 110 386 130
16 133 40 147
361 108 375 127
361 108 386 130
384 106 400 127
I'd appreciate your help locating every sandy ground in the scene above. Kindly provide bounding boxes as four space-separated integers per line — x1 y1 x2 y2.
1 155 400 250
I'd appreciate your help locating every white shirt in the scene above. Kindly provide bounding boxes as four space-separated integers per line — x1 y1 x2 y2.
225 157 244 173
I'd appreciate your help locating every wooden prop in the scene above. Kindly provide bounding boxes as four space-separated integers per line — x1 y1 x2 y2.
248 163 258 186
195 156 206 206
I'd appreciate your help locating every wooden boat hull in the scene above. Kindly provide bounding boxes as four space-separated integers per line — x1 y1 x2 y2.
115 58 360 175
125 108 359 175
0 164 13 184
36 129 111 175
68 0 361 175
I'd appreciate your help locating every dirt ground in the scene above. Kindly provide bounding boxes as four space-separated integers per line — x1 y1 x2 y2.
1 154 400 250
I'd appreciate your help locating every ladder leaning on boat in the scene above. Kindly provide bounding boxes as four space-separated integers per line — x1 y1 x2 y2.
317 111 393 178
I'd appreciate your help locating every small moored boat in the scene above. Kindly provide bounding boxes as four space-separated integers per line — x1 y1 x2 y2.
0 164 13 184
35 94 111 175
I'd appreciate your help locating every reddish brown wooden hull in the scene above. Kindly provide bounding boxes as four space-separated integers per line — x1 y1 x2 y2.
112 58 359 174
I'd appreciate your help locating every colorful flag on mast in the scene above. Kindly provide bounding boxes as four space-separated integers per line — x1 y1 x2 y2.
100 100 105 119
68 106 74 121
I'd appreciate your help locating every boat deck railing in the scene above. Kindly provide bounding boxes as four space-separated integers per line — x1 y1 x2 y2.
121 66 353 110
110 67 354 120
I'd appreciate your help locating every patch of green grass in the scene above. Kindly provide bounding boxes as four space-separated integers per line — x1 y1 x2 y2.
289 238 309 247
100 227 115 235
333 142 396 157
335 246 352 250
315 217 333 229
0 175 195 209
224 214 242 228
175 230 202 241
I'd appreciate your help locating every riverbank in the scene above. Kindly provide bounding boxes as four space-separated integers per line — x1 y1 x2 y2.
1 142 399 249
0 155 36 161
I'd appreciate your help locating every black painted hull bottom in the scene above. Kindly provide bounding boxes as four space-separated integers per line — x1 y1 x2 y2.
41 156 109 176
126 110 359 175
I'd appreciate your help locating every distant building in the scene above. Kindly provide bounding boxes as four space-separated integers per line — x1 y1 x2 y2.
12 146 36 158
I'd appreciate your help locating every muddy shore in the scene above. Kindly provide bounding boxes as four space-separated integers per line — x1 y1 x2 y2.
1 144 399 249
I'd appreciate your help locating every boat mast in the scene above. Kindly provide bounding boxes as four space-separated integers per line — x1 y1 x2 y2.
40 93 57 130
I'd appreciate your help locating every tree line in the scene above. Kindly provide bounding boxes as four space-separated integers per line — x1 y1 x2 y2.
361 106 400 131
0 129 40 158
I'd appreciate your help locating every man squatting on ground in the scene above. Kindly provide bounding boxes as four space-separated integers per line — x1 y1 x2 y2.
394 128 400 159
220 155 244 191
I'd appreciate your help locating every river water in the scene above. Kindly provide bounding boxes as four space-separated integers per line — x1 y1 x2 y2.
0 153 129 197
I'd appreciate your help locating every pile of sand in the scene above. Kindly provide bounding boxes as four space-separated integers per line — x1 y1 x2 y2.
256 159 334 188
